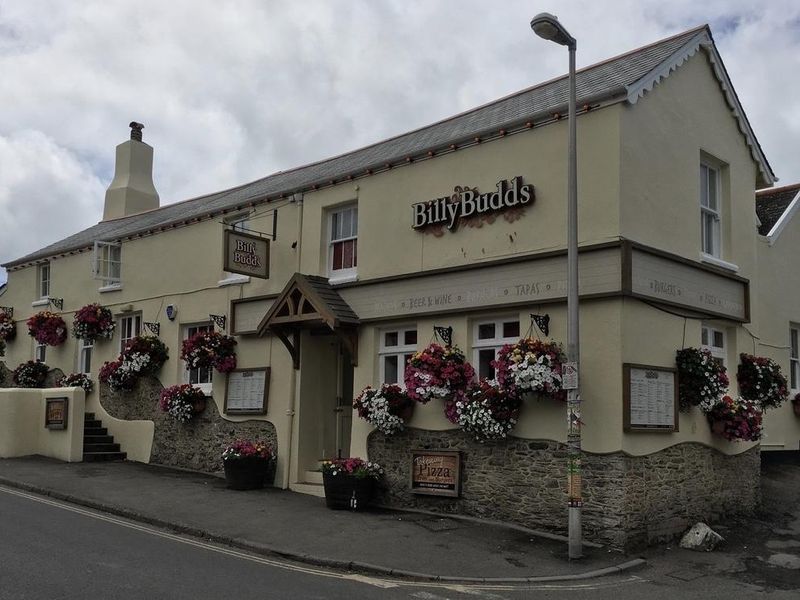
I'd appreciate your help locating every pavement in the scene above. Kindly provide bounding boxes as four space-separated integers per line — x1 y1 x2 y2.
0 456 644 583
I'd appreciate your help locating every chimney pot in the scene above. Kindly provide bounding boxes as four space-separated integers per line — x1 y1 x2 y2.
129 121 144 142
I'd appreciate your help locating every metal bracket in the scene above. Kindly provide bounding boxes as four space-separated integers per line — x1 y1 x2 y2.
433 325 453 347
144 322 161 336
48 297 64 311
530 313 550 337
209 314 227 331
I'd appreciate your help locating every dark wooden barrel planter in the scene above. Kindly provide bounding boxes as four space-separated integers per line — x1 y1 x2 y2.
322 472 376 510
223 457 276 490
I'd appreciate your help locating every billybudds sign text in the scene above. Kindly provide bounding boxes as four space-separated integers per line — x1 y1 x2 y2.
224 230 270 279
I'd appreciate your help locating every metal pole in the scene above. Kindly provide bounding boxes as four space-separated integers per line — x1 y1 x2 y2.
566 40 582 560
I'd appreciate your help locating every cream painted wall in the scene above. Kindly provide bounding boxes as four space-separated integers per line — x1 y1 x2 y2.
0 387 85 462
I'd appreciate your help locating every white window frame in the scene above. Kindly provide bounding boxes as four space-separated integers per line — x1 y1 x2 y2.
472 318 521 381
790 325 799 392
118 314 142 353
183 322 214 395
700 163 721 259
328 205 358 284
219 214 252 286
378 326 417 386
37 262 50 299
701 324 727 365
34 342 46 363
79 338 94 375
92 241 122 290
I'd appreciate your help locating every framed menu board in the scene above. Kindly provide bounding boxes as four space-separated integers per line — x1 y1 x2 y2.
224 368 270 415
410 450 461 497
45 397 69 430
623 363 678 432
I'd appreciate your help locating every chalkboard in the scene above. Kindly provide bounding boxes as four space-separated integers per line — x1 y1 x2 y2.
623 364 678 432
224 368 270 415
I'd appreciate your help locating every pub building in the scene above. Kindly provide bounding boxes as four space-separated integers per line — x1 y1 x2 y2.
2 24 799 550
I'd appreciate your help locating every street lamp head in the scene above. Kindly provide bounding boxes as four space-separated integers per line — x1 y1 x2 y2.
530 12 575 48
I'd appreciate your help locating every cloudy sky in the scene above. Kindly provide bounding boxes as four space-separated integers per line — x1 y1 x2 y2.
1 1 799 282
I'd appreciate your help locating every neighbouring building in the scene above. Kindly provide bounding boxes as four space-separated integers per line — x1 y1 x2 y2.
2 24 799 549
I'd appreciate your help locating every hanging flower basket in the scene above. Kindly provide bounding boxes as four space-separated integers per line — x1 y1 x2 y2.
456 378 521 442
320 458 383 510
159 384 207 423
706 395 763 441
493 338 566 400
72 303 115 342
353 384 415 435
12 360 49 388
736 353 788 410
58 372 93 393
180 330 238 373
222 440 276 490
0 311 16 342
404 343 475 423
675 347 729 412
26 311 67 346
99 336 169 392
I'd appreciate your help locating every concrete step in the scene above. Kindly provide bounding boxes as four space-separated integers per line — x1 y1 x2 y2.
83 419 102 429
290 482 325 498
83 443 121 453
83 451 127 462
84 434 114 444
83 427 107 436
303 470 323 485
84 412 95 421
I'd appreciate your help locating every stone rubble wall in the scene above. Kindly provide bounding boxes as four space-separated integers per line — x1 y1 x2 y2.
100 376 278 474
368 428 760 550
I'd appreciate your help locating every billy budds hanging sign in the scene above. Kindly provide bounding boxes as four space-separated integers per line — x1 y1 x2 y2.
411 176 534 232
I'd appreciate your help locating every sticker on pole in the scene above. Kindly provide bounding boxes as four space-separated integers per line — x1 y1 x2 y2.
562 362 578 390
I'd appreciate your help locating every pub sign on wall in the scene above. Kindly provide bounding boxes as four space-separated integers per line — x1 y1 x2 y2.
223 230 270 279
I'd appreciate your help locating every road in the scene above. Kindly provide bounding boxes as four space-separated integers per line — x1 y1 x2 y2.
0 485 797 599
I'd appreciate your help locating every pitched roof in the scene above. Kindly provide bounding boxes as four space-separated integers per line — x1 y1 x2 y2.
4 24 775 269
756 183 800 237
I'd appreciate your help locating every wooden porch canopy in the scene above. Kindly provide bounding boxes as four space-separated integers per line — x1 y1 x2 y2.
257 273 361 369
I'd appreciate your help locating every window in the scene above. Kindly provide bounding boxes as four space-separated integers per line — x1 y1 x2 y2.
119 314 142 352
329 205 357 281
700 163 721 258
473 318 521 380
379 327 417 386
79 339 94 374
93 241 121 288
184 323 213 394
37 262 50 299
34 343 46 363
701 324 726 365
791 325 799 391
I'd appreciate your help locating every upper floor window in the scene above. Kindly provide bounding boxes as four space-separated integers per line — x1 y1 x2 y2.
119 313 142 352
37 262 50 299
473 318 520 380
93 241 121 289
379 327 417 386
329 205 357 282
184 323 214 394
791 325 799 391
701 324 726 365
700 163 721 258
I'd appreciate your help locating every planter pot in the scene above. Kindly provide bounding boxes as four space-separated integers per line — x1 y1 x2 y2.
223 457 276 490
322 472 375 510
191 396 207 414
711 420 727 436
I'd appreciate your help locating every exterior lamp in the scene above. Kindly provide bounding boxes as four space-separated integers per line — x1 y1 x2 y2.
530 12 582 560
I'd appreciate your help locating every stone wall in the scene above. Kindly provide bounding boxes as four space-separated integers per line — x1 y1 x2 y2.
100 376 278 474
368 429 760 550
0 362 64 388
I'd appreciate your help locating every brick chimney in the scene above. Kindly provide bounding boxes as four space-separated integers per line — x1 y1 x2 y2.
102 122 160 220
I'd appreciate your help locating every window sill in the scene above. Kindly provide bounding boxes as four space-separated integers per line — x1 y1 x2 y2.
328 273 358 285
699 253 739 272
218 275 250 287
99 284 123 293
31 298 49 307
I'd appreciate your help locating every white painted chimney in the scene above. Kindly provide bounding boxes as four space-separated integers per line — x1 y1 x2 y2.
102 122 160 220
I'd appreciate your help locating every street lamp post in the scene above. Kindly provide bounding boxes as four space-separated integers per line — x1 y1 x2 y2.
530 12 582 560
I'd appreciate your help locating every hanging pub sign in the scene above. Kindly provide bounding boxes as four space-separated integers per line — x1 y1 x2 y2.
411 176 534 233
223 229 270 279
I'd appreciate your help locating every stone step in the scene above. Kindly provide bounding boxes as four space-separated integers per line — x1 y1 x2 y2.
84 412 96 421
84 419 102 429
84 434 114 444
83 427 107 436
83 442 120 453
83 451 127 462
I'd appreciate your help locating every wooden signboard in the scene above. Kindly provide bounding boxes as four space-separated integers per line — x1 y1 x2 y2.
224 368 270 415
623 364 678 432
410 450 461 497
223 229 270 279
45 397 69 430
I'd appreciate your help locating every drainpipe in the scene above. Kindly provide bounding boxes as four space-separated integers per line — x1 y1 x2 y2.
282 192 304 489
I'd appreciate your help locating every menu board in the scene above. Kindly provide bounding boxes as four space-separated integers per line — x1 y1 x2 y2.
224 368 270 415
45 397 69 430
623 364 678 432
410 450 461 497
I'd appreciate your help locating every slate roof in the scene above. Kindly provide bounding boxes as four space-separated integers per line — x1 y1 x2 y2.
756 183 800 236
4 24 774 268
